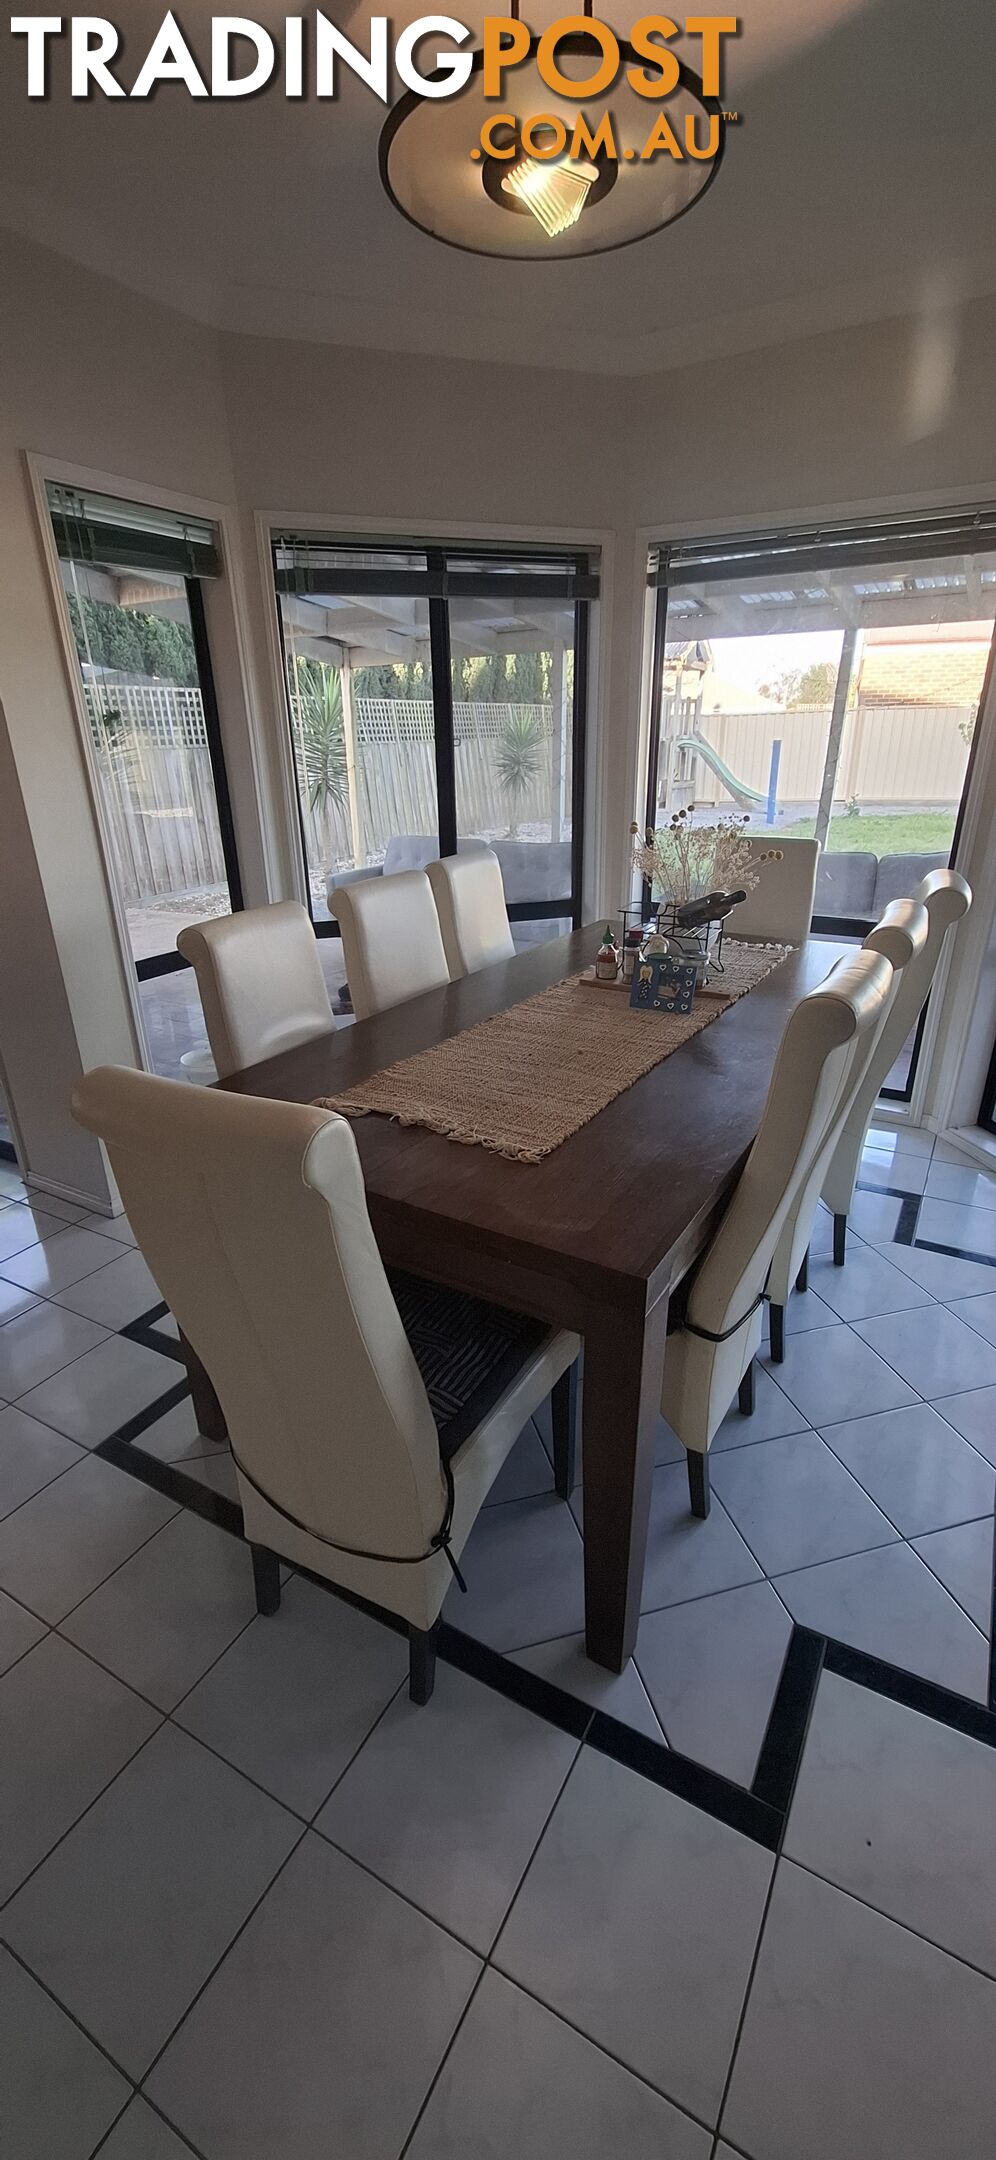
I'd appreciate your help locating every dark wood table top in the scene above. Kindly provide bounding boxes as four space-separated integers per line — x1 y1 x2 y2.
219 926 851 1324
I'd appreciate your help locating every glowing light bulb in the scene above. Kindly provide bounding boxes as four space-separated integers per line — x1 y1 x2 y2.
501 156 598 239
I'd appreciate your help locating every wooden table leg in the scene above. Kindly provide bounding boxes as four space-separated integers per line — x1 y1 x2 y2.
178 1327 227 1443
581 1289 669 1672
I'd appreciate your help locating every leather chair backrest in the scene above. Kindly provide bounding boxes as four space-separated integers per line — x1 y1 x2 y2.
822 867 972 1215
330 868 450 1021
71 1067 446 1557
177 902 334 1080
684 947 892 1426
427 849 516 979
726 836 820 945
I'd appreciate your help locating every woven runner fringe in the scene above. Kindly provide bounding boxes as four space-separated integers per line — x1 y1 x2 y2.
317 941 793 1164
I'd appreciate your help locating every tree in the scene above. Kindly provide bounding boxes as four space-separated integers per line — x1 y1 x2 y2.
757 659 852 709
66 594 199 685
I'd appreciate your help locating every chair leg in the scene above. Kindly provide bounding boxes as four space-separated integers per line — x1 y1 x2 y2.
796 1248 809 1294
251 1544 281 1617
687 1450 711 1518
552 1361 579 1501
769 1302 785 1362
409 1619 441 1706
738 1359 756 1416
833 1213 847 1267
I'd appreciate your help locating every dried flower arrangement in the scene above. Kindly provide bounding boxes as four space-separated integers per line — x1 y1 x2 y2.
631 809 783 909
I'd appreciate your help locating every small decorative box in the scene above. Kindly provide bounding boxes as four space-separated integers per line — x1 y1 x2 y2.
630 955 698 1015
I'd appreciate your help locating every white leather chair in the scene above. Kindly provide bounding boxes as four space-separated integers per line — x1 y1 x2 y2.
330 868 450 1021
725 836 820 945
765 895 928 1358
822 867 972 1264
660 946 892 1516
427 848 516 979
71 1067 579 1703
177 902 334 1080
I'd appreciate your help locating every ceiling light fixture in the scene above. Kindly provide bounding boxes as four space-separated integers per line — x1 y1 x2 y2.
379 13 724 262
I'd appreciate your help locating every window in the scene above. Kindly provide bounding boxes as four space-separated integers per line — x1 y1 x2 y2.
645 509 996 1100
47 484 242 1076
272 538 593 992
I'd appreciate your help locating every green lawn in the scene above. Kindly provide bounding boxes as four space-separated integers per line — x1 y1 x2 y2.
775 812 954 856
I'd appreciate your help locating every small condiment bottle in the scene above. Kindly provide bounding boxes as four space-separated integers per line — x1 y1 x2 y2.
594 925 619 980
621 928 643 980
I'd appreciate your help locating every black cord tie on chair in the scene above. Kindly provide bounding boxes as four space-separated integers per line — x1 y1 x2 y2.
227 1446 468 1591
681 1290 765 1345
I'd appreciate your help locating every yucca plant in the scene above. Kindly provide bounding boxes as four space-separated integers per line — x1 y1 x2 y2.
294 658 349 817
495 708 546 837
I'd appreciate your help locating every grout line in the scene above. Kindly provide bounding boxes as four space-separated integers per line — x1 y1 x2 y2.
712 1852 782 2152
0 1718 167 1922
395 1966 490 2159
783 1852 996 1991
0 1935 143 2103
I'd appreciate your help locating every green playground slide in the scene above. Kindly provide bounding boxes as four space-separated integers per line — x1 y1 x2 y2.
673 731 769 811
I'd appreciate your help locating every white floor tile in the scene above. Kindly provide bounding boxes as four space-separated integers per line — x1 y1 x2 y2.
448 1493 586 1653
866 1125 935 1158
0 1164 28 1199
809 1245 934 1322
509 1631 665 1739
856 1152 929 1196
947 1289 996 1346
709 1365 809 1452
711 1430 897 1575
882 1242 996 1299
135 1395 225 1463
53 1248 162 1328
913 1517 995 1631
0 1304 109 1401
776 1542 990 1702
933 1384 996 1464
0 1403 85 1519
0 1943 129 2160
819 1402 996 1536
11 1190 91 1224
605 1462 763 1614
0 1453 178 1623
18 1334 178 1446
0 1224 128 1295
407 1970 712 2160
925 1160 996 1210
0 1203 69 1263
61 1510 258 1711
76 1211 138 1246
176 1574 407 1817
847 1190 915 1245
97 2097 195 2159
723 1862 996 2160
761 1288 842 1338
148 1831 480 2160
0 1632 159 1902
761 1325 916 1426
3 1722 299 2078
486 1420 555 1504
494 1748 772 2125
917 1196 996 1260
636 1580 792 1786
318 1663 577 1953
0 1278 41 1325
854 1303 996 1399
786 1671 996 1976
0 1585 46 1676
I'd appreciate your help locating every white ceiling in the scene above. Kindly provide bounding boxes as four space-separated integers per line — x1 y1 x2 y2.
2 0 995 375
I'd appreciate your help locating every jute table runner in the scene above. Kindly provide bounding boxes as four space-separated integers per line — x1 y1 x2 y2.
317 940 793 1164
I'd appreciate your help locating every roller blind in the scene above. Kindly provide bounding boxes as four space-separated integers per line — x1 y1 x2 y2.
46 483 221 579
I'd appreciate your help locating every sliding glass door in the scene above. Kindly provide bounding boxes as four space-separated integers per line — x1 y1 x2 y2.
47 485 242 1077
645 510 996 1100
271 538 593 1000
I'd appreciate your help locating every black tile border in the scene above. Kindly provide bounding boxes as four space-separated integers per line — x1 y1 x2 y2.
120 1301 188 1362
87 1319 996 1855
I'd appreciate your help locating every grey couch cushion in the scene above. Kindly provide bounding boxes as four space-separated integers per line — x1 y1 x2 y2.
872 853 947 912
815 852 877 917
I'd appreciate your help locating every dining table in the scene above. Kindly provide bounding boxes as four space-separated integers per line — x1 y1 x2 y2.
193 923 851 1673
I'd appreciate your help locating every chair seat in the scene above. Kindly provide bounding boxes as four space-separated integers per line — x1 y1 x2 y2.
388 1269 547 1460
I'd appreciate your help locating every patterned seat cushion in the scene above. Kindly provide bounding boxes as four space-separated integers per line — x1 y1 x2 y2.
388 1270 547 1461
